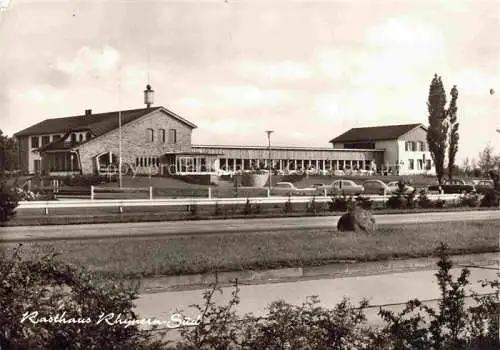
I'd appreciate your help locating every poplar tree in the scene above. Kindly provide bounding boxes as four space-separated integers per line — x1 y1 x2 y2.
426 74 449 185
447 85 459 180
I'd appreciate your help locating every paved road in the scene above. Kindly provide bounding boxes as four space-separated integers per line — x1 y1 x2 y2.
134 264 499 341
1 210 498 242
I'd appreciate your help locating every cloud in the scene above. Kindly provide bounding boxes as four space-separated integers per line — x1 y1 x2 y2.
352 18 446 88
52 45 121 79
237 60 313 81
454 69 497 96
211 85 295 108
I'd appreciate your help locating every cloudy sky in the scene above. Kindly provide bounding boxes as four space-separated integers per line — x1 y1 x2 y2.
0 0 499 163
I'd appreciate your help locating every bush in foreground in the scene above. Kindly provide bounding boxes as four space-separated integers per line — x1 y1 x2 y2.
0 177 18 224
172 243 499 349
0 245 167 349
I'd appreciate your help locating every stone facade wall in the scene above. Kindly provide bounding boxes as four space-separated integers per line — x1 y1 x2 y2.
76 110 194 174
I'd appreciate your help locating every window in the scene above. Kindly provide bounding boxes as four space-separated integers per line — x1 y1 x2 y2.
405 141 418 152
159 129 166 143
408 159 414 170
42 135 50 146
79 134 83 142
31 136 39 148
417 159 423 170
426 160 432 170
53 134 61 142
147 128 154 142
136 156 160 168
70 134 77 144
168 129 177 144
418 141 425 151
344 142 375 149
86 132 92 140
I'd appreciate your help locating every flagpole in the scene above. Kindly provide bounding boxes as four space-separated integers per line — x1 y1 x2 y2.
118 69 123 188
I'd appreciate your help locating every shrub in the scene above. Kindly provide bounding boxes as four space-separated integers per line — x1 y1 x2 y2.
386 195 407 209
253 203 262 215
405 190 417 209
434 199 446 208
214 202 223 216
417 191 434 209
386 182 417 210
376 243 500 349
62 174 112 187
242 199 261 215
0 178 18 224
355 195 373 210
172 243 499 349
328 195 353 212
243 198 252 215
283 195 293 213
459 193 480 208
306 196 322 214
480 189 500 207
188 204 199 217
0 245 166 349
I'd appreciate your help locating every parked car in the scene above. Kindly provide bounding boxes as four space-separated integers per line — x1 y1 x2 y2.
474 179 494 194
386 181 415 194
362 180 390 195
427 179 476 194
270 182 316 196
319 179 364 196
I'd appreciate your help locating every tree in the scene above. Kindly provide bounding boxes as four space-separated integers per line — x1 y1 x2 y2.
476 144 500 176
0 129 18 173
461 157 472 177
0 246 168 349
447 85 459 180
426 74 449 185
0 175 18 224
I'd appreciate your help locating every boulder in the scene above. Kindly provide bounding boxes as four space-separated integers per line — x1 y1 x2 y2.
337 205 376 233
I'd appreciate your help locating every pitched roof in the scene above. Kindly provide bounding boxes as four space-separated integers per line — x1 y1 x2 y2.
329 123 423 143
36 131 74 152
14 106 197 137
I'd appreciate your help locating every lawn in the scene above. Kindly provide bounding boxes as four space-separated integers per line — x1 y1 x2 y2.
3 220 499 279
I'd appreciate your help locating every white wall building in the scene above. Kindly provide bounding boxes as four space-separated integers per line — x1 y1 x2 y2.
330 123 436 176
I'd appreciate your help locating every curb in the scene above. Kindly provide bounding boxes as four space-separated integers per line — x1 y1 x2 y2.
136 252 499 294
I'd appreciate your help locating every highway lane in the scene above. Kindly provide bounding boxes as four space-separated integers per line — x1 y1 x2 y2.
134 265 499 342
1 210 499 242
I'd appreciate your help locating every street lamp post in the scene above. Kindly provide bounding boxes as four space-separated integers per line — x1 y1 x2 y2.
118 110 123 188
265 130 274 192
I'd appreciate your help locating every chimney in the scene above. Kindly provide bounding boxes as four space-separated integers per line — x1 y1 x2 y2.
85 109 92 116
144 84 155 109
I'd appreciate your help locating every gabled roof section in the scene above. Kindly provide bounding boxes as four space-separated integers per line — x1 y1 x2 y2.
329 123 423 143
14 106 197 137
36 131 74 152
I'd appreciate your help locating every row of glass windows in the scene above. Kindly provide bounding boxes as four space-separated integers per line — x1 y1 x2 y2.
135 156 161 167
146 128 177 144
405 141 426 152
31 133 92 148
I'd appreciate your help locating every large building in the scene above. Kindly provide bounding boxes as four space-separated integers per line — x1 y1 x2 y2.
14 85 436 177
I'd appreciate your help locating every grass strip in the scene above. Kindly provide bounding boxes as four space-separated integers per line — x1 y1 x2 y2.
2 220 499 279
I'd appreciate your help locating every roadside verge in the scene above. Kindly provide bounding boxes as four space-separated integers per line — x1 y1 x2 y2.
137 252 499 293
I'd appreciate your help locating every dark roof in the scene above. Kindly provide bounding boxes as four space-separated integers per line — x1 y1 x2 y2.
37 131 74 152
15 106 197 137
329 123 424 143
